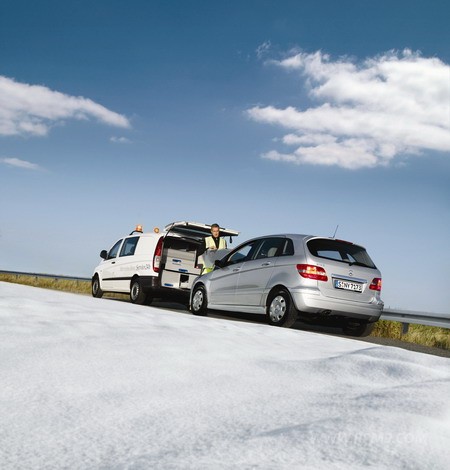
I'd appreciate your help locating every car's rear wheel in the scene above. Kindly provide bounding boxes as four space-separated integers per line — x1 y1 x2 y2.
130 278 147 305
191 285 208 316
266 289 298 328
342 319 375 337
92 275 103 298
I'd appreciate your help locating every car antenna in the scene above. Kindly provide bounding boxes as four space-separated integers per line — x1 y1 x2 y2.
332 224 339 238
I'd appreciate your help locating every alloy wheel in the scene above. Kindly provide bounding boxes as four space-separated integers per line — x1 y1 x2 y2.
269 295 287 323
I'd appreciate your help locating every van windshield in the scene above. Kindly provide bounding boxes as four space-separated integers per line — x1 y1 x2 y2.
307 239 377 269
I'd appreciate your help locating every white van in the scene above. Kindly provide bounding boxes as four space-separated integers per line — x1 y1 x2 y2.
91 221 239 304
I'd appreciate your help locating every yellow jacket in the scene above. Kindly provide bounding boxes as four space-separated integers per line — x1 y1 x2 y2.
198 236 227 274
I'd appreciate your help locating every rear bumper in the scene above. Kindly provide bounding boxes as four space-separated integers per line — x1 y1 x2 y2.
290 287 383 322
140 276 161 292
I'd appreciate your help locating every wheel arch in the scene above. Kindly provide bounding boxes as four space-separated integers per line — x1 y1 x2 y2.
130 274 140 289
92 272 102 287
193 280 206 290
265 284 292 306
91 273 104 298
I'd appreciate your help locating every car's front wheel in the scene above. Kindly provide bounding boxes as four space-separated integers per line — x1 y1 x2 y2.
266 289 298 328
92 275 103 298
191 285 208 316
130 278 147 305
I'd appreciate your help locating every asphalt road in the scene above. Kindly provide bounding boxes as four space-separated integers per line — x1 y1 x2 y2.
146 299 450 359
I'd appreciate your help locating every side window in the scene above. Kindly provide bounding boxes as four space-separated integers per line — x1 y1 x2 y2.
227 241 258 265
107 239 123 260
253 238 286 260
119 236 139 257
281 238 295 256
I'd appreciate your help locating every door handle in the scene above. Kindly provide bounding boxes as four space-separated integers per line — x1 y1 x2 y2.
261 262 272 266
112 261 116 264
232 268 240 272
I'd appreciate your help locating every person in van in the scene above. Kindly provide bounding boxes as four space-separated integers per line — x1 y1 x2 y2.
197 223 227 274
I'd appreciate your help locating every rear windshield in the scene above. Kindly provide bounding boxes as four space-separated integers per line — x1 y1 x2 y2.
307 239 377 269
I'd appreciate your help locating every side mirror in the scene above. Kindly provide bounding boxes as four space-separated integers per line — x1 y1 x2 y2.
214 259 224 269
100 250 108 260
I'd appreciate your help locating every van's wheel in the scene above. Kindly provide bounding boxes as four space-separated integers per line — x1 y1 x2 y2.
130 278 147 305
266 289 298 328
343 320 375 337
92 276 103 298
191 285 208 316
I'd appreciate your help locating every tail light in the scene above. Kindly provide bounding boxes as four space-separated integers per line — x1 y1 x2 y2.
297 264 328 281
369 278 382 291
153 236 164 272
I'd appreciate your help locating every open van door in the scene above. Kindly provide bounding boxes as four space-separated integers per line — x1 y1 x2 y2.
164 221 239 241
159 221 239 292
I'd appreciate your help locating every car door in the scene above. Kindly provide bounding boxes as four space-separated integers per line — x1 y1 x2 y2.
100 239 123 291
235 237 286 307
208 240 259 306
115 236 140 291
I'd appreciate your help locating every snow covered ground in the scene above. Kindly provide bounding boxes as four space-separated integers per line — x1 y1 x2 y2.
1 282 449 470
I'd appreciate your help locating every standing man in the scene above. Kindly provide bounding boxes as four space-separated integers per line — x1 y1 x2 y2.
197 223 227 274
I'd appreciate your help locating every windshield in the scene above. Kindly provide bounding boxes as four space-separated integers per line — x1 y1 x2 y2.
307 238 377 269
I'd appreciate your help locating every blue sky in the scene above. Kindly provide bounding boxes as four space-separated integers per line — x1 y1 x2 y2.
1 0 449 313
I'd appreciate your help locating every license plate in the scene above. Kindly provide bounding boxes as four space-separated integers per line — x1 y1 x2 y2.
334 279 363 292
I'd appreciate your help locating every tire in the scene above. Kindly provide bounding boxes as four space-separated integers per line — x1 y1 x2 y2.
191 285 208 316
266 289 298 328
342 319 375 337
92 276 103 298
130 278 147 305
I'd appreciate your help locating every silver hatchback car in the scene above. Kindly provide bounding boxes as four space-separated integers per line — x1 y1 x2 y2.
190 234 383 336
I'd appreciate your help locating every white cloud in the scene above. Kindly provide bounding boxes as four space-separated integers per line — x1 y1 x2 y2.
247 49 450 169
256 41 272 59
0 76 131 137
110 136 132 144
1 157 41 170
282 133 337 146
